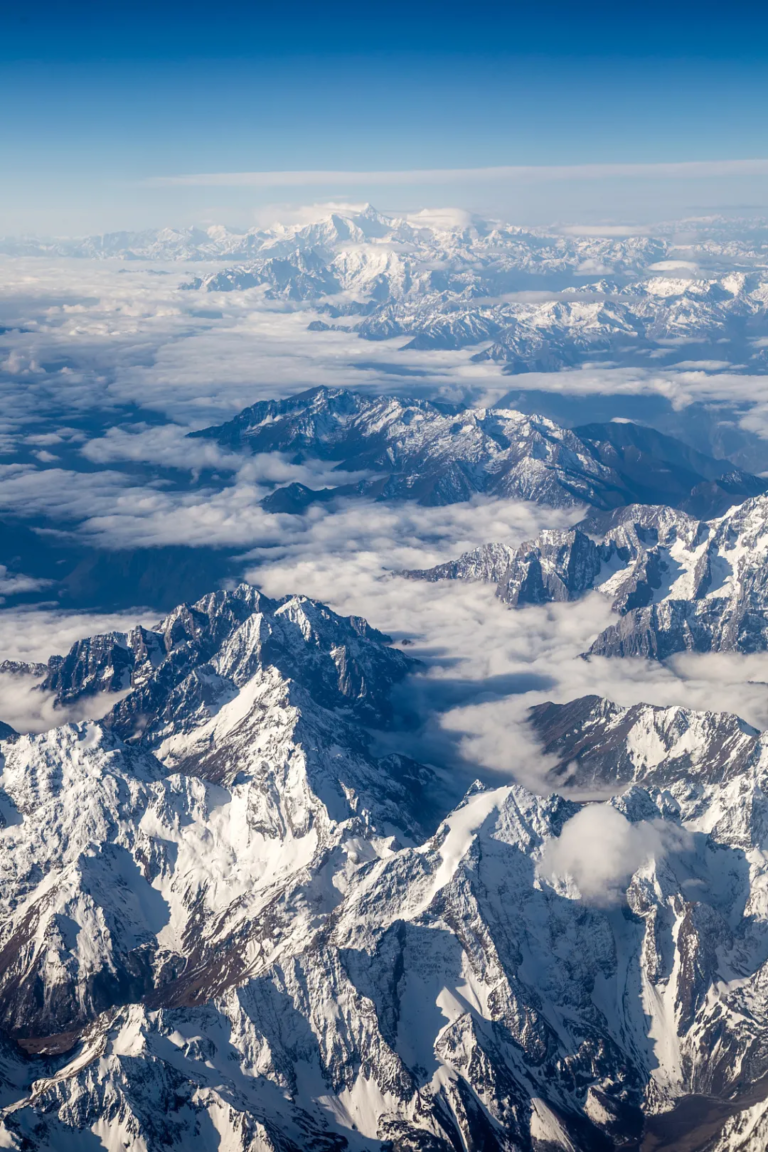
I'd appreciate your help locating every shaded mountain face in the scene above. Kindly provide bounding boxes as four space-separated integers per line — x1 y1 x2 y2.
190 387 766 516
6 616 768 1150
570 421 768 519
404 496 768 660
528 693 760 792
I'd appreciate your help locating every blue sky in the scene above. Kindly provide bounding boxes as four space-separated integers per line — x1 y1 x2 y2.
4 0 768 232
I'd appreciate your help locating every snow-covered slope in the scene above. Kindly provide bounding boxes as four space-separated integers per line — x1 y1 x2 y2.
6 677 768 1147
4 576 768 1146
587 497 768 658
529 693 760 791
190 387 766 515
0 587 439 1049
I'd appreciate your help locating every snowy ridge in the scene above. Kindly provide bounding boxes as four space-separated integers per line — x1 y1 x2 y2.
402 542 516 584
406 496 768 660
39 582 412 728
529 693 760 792
191 387 766 515
178 216 768 373
0 205 667 270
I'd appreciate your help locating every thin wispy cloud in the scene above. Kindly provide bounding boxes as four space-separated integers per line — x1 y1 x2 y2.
146 158 768 188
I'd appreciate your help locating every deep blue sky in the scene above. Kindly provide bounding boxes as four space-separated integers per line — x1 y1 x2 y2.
4 0 768 233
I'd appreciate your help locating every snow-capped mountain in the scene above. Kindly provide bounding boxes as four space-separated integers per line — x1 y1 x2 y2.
529 692 760 792
40 583 412 729
190 387 767 515
585 496 768 658
0 585 441 1038
0 205 668 272
405 494 768 661
8 206 768 372
173 215 768 372
4 583 768 1148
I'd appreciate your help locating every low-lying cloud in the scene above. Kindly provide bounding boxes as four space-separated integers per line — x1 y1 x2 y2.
540 804 688 907
0 671 131 734
3 255 768 784
0 605 155 732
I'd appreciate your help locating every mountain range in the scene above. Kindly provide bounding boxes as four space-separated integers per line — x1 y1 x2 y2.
7 206 768 372
191 387 767 518
0 206 671 270
2 581 768 1149
404 494 768 660
2 388 764 618
6 205 768 1147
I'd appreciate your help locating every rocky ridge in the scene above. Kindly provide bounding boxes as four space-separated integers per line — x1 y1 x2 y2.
190 387 766 516
405 495 768 660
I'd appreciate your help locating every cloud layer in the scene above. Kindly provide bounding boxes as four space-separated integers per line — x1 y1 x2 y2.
2 252 768 790
147 159 768 189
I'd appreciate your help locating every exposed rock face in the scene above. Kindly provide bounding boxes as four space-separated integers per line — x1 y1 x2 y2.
528 693 760 792
406 496 768 660
189 388 767 515
402 542 516 584
37 584 412 729
587 496 768 658
0 660 47 679
495 529 605 606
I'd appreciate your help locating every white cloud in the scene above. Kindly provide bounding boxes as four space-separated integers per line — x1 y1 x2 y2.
0 566 50 601
540 805 685 907
0 606 158 664
0 671 130 734
3 258 768 455
145 159 768 189
249 201 374 229
79 424 371 487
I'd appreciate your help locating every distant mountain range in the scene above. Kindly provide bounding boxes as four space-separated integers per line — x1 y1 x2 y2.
7 206 768 371
0 205 668 269
191 386 768 517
